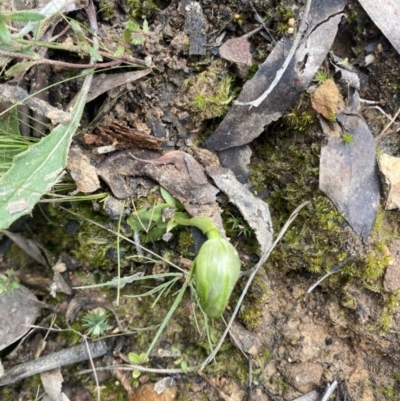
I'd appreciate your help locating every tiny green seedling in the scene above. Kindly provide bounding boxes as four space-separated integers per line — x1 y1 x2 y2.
124 19 149 46
313 70 328 84
82 309 112 338
342 132 353 144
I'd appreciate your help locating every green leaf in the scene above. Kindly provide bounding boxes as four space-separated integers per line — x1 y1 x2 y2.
87 46 103 62
5 61 38 77
0 21 10 44
132 369 141 379
160 187 176 207
166 219 178 233
180 360 188 374
128 352 148 364
7 11 45 22
131 36 145 46
127 212 152 232
113 45 125 57
124 20 141 32
70 19 87 43
142 19 149 33
0 70 95 230
148 224 167 241
144 203 169 223
128 352 141 364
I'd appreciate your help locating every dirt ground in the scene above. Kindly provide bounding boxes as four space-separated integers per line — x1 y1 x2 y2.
1 0 400 400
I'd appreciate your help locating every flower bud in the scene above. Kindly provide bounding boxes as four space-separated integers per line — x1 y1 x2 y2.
193 237 241 318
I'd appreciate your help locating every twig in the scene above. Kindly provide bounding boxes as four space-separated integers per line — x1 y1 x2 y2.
249 0 275 43
235 0 312 108
321 380 338 401
0 340 110 386
307 256 355 294
84 335 101 401
375 105 400 142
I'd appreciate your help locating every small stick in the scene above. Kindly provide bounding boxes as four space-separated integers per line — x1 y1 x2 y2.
375 105 400 142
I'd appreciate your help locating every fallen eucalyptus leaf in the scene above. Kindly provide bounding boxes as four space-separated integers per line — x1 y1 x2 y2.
204 0 347 151
206 166 273 253
319 91 380 241
0 285 41 352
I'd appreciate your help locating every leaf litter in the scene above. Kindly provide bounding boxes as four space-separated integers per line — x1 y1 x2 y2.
2 0 400 400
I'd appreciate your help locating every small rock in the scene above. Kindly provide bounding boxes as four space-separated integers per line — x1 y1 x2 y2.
378 153 400 210
383 240 400 292
280 362 324 393
219 37 252 78
129 383 177 401
229 321 261 355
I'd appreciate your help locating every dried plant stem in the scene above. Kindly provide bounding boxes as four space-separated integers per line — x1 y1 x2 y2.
375 104 400 142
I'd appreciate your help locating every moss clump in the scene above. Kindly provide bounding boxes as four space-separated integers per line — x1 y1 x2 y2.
181 61 236 122
238 273 271 331
251 135 347 275
98 0 116 20
127 0 157 19
39 202 123 270
177 229 194 257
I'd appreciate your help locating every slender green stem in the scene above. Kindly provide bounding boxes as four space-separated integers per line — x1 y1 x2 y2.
173 214 221 239
116 200 125 306
146 278 190 357
15 38 148 66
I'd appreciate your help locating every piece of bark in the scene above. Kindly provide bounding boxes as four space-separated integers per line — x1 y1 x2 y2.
183 1 206 56
92 121 164 151
41 368 70 401
319 91 380 241
204 0 347 151
206 166 273 253
0 340 110 386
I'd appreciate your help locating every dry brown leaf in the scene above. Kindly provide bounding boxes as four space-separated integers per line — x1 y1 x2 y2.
311 79 344 120
0 285 41 351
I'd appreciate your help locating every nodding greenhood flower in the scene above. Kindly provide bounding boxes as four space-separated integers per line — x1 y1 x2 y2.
173 213 241 318
193 237 241 318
